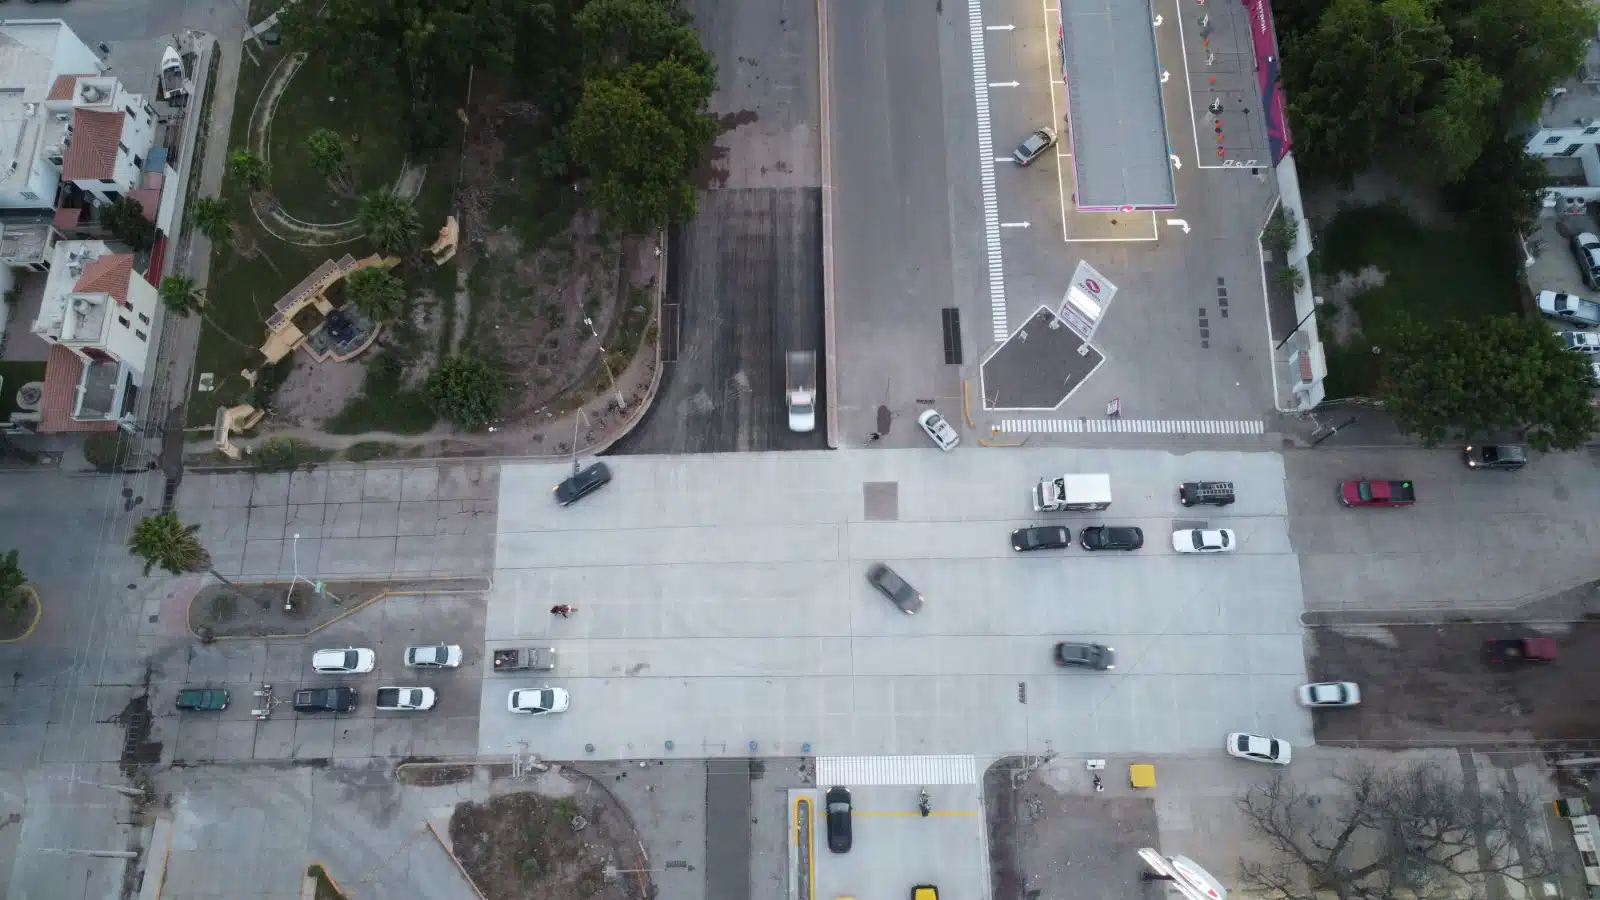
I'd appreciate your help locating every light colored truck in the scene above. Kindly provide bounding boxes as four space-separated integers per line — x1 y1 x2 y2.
374 687 436 711
1032 474 1112 512
786 351 817 433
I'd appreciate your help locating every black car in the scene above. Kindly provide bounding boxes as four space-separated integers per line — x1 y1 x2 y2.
1011 525 1071 551
825 786 853 853
1178 481 1235 506
1462 444 1526 471
293 687 358 713
554 462 612 506
1078 525 1144 551
175 688 229 711
1053 642 1115 670
866 563 924 615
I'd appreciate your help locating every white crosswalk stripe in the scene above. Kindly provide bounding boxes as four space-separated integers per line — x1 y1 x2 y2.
966 2 1008 340
816 755 980 786
1000 418 1266 435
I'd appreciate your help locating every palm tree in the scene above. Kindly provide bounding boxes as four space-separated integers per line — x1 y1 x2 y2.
158 275 255 351
191 196 235 243
357 190 421 256
344 266 407 322
227 150 271 193
128 512 234 584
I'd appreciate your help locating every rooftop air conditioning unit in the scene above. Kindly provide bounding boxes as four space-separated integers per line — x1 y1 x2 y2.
79 85 105 103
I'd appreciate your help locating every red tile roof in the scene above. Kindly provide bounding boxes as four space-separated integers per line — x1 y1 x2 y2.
61 109 123 181
38 344 117 433
74 252 134 307
47 74 94 102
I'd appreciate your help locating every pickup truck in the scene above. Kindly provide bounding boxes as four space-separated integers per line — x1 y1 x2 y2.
1337 479 1416 507
1484 638 1558 664
493 647 557 672
375 686 437 711
1537 290 1600 327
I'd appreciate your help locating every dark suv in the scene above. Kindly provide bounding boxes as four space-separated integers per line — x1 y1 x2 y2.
554 462 612 506
1179 481 1235 506
1054 642 1115 670
293 687 358 713
1078 526 1144 551
1462 444 1526 471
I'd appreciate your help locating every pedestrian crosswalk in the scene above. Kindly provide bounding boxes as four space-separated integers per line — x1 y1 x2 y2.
816 755 979 786
1000 418 1265 435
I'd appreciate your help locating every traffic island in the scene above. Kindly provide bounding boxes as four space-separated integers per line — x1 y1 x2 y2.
188 575 489 639
0 585 41 642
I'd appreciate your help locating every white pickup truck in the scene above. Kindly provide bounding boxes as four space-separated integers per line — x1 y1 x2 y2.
374 687 436 711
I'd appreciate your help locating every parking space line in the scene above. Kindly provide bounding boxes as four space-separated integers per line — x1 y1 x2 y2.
968 0 1011 340
1000 418 1266 434
1041 0 1069 242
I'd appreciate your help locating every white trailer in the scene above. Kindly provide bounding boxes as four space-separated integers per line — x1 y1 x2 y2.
1032 473 1112 511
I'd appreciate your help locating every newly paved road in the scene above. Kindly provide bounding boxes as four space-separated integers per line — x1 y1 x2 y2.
481 448 1312 760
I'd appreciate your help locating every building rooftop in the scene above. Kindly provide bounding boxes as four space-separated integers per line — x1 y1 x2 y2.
0 23 73 101
60 107 122 181
1058 0 1176 210
31 240 124 346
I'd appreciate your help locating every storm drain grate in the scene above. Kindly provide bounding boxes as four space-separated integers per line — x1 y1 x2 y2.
941 308 963 365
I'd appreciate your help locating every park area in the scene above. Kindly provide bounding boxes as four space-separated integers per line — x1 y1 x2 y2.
185 41 659 464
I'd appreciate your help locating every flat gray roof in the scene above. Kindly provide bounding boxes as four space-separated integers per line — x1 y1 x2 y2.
1059 0 1176 210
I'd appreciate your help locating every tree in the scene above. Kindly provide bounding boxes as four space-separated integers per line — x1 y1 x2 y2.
1416 58 1503 183
1272 265 1307 294
1237 761 1551 900
0 551 26 621
1262 206 1299 256
102 196 157 252
1380 315 1599 450
570 58 718 233
1443 133 1546 234
158 275 256 351
227 150 271 192
424 355 505 430
574 0 715 78
304 128 352 187
191 196 235 243
344 266 408 322
128 512 212 576
357 191 422 256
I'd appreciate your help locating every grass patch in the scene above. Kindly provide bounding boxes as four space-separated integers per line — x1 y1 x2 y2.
0 361 46 421
324 354 437 434
266 55 409 222
344 440 403 462
252 437 333 471
1313 205 1522 397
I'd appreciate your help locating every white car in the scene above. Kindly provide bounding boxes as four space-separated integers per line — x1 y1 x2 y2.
1590 361 1600 384
1172 528 1236 553
1560 331 1600 354
1227 732 1291 765
1298 681 1361 707
507 687 570 715
311 647 376 674
374 686 436 711
404 645 463 668
917 409 960 451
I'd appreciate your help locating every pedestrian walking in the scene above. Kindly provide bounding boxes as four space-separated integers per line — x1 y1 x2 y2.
550 604 575 618
868 432 882 443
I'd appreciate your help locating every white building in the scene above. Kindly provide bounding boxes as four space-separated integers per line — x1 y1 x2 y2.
27 239 157 432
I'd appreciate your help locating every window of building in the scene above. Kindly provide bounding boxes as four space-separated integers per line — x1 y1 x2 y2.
138 312 150 325
1546 134 1565 144
134 155 143 169
135 330 147 341
117 316 130 328
19 191 36 201
125 107 135 119
1585 126 1600 136
117 142 128 155
102 179 117 185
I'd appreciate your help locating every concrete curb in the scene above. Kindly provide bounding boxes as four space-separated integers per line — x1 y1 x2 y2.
303 863 348 900
187 576 492 641
0 586 42 644
816 0 839 449
422 820 488 900
588 229 668 458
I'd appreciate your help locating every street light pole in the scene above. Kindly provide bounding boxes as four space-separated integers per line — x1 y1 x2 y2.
1275 295 1325 351
584 317 626 410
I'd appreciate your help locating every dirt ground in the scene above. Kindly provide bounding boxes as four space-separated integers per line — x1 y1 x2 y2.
189 577 466 637
448 783 649 900
1309 622 1600 744
983 758 1159 900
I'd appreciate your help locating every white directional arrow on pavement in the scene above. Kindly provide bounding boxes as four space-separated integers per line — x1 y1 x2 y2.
1000 222 1031 229
1165 218 1191 234
989 81 1021 88
1152 14 1163 25
986 24 1016 30
1160 69 1170 84
1170 153 1183 170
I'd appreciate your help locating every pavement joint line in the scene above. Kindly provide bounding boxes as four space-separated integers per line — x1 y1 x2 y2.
968 0 1010 340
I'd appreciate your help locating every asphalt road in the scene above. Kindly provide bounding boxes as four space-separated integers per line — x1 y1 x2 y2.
1309 622 1600 745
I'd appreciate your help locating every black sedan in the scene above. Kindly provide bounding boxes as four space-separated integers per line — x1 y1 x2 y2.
825 786 852 852
554 462 612 506
1011 525 1071 551
1078 525 1144 551
866 563 924 615
293 687 358 713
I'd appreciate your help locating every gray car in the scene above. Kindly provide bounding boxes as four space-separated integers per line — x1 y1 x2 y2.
1012 127 1057 166
1054 642 1115 670
1573 233 1600 289
866 563 924 615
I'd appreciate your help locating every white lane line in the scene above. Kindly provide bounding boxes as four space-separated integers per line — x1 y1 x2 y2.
1000 418 1266 434
1041 0 1069 242
969 0 1009 340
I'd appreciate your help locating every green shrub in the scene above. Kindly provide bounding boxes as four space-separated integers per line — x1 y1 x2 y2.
553 796 579 821
424 355 505 430
519 856 542 879
252 437 333 472
345 441 403 462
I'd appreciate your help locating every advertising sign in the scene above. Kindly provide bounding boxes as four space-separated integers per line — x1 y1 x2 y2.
1059 260 1118 340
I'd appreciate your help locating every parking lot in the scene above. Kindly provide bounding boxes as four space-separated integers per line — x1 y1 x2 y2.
148 592 486 763
1308 622 1600 745
481 448 1311 761
805 783 988 900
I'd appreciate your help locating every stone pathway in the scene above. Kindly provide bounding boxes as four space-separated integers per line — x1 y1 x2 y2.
247 51 428 247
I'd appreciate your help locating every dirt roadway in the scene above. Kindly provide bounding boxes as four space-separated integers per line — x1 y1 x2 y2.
1308 622 1600 745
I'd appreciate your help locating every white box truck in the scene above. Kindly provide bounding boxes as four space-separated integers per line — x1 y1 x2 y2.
1032 474 1112 511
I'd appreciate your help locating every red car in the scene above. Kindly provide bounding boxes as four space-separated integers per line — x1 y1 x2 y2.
1337 479 1416 507
1484 638 1558 664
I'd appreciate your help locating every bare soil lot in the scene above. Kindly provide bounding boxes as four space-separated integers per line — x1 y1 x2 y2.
449 785 649 900
1309 622 1600 744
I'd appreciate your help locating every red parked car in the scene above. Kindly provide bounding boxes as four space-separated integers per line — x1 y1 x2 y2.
1337 479 1416 507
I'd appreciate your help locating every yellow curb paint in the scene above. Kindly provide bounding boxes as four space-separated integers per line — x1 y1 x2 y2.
0 586 43 643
